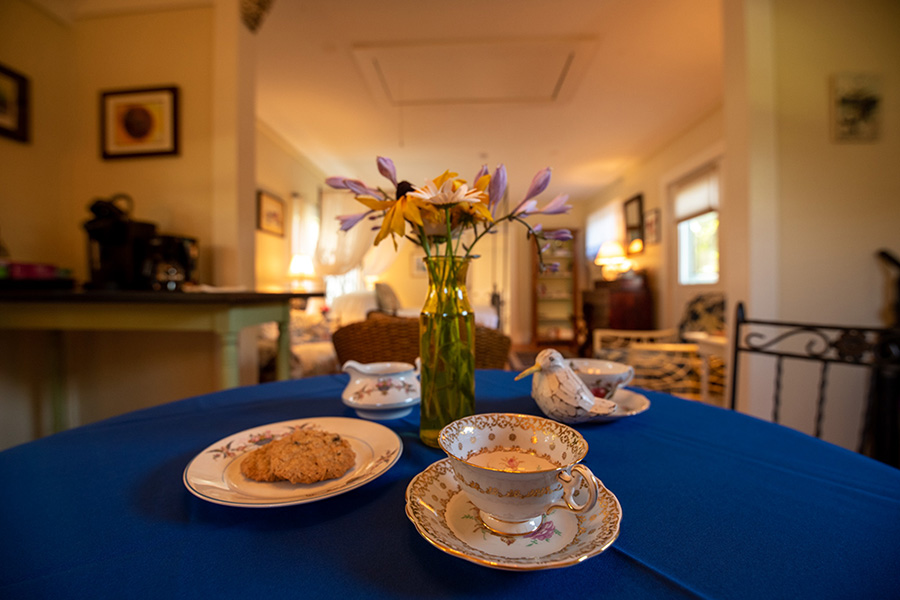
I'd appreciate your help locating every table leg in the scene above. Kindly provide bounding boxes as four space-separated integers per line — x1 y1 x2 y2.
219 330 240 389
50 330 67 433
276 319 291 381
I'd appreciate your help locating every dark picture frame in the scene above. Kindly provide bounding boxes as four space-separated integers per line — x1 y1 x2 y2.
0 62 30 143
257 190 285 237
100 86 179 159
831 72 881 143
623 194 644 254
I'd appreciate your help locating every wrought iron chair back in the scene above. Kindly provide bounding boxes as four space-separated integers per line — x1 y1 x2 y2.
729 301 895 440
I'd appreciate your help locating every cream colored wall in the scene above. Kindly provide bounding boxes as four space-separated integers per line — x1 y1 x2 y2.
0 0 75 449
724 0 899 450
0 2 260 451
255 121 327 290
582 107 725 329
770 0 899 448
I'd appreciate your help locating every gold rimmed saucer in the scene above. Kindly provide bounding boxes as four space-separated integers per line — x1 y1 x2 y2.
405 458 622 571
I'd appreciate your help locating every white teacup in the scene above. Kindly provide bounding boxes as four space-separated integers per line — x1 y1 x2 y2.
567 359 634 399
438 413 604 536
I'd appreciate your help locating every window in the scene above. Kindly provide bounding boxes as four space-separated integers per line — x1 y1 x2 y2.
673 164 720 285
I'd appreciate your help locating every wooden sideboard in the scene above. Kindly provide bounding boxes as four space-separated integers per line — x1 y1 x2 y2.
583 274 654 334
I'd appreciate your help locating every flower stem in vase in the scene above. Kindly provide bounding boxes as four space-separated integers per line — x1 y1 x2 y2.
419 256 476 447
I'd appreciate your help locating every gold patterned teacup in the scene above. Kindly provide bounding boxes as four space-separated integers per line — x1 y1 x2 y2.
438 413 603 536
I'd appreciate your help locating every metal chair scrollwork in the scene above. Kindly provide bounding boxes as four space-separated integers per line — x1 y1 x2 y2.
729 301 899 466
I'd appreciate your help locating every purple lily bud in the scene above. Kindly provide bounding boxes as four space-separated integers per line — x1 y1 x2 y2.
344 179 384 199
377 157 397 186
488 164 507 212
537 193 571 215
512 199 537 216
473 164 489 185
326 176 349 189
336 211 370 231
532 223 543 234
522 167 552 202
540 242 551 253
542 228 573 241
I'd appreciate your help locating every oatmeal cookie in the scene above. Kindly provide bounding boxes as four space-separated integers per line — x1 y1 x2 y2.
240 429 356 484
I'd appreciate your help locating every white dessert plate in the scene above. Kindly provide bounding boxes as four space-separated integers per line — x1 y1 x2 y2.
592 389 651 422
184 417 402 507
405 458 622 571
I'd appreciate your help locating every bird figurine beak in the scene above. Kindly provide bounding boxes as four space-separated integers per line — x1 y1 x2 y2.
514 363 541 381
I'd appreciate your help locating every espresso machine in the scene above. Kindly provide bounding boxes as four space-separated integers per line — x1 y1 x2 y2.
83 194 198 291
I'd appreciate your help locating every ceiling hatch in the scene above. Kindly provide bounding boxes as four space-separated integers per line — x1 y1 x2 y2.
353 37 597 106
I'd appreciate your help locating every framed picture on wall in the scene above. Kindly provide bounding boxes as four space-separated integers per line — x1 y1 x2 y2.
0 62 30 143
100 86 179 159
831 73 881 142
644 208 661 244
623 194 644 254
257 190 285 237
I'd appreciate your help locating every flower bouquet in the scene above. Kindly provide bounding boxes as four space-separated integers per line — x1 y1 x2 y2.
328 157 572 446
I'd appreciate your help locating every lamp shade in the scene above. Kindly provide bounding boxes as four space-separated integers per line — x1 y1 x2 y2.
289 254 316 277
594 241 628 266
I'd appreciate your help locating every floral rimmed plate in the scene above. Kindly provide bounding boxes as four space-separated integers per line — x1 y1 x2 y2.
405 458 622 571
183 417 402 507
591 389 651 423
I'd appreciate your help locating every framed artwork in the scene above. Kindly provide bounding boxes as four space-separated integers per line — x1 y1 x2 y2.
831 73 881 143
623 194 644 254
0 62 30 143
100 86 179 159
644 208 660 244
257 190 285 237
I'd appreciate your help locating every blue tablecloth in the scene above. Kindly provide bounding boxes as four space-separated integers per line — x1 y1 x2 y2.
1 371 899 599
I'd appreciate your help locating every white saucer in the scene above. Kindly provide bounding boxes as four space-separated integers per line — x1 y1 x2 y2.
183 417 402 507
405 459 622 571
591 389 650 422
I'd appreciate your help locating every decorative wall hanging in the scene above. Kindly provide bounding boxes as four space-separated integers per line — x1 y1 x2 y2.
101 86 179 159
831 73 881 143
257 190 285 237
0 62 30 143
623 194 644 254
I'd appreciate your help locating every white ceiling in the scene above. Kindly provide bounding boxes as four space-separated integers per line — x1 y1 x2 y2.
32 0 723 204
255 0 724 203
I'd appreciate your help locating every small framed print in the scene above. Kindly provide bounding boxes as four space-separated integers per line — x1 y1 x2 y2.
644 208 660 245
101 86 179 159
831 73 881 143
257 190 285 237
0 62 30 143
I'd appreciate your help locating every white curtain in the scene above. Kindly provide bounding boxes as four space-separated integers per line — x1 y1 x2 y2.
315 187 404 304
314 188 375 276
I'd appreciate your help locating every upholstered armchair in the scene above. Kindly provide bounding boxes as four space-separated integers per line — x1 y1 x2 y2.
592 293 726 404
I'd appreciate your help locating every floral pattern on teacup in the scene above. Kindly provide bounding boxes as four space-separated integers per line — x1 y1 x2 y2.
461 500 562 547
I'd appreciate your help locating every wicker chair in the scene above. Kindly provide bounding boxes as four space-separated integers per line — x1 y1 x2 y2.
332 312 512 370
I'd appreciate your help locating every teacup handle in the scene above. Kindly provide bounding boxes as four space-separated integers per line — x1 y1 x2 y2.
548 464 601 515
621 366 634 387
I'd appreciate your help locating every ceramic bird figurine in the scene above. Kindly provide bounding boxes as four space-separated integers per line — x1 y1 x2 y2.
515 349 617 424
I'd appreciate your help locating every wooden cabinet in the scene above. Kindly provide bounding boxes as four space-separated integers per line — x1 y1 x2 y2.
532 229 581 348
583 274 654 331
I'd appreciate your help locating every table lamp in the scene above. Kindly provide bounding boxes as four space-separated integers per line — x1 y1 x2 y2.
594 241 632 281
288 254 321 291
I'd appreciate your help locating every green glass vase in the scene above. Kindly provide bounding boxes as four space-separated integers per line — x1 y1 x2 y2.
418 256 476 447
